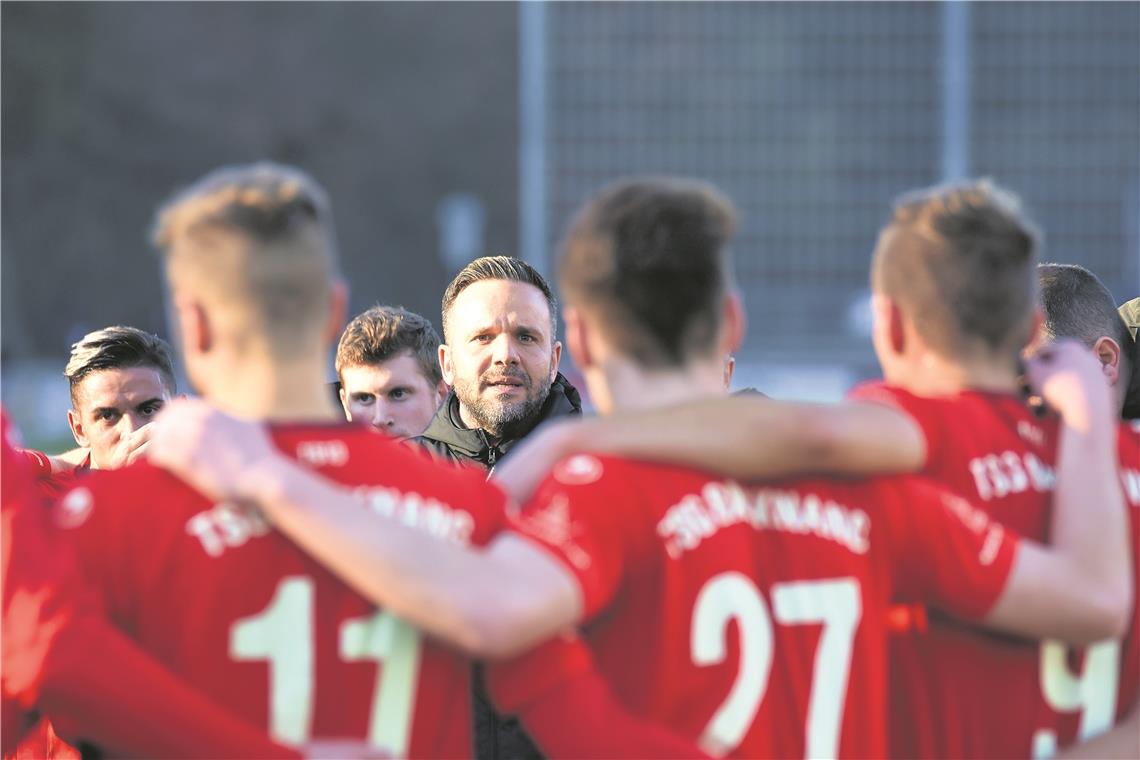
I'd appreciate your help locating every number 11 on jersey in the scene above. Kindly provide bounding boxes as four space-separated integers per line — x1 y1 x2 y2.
231 576 422 752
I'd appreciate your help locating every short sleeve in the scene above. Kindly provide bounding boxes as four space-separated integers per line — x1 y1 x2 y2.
847 381 941 469
886 477 1019 620
507 455 634 622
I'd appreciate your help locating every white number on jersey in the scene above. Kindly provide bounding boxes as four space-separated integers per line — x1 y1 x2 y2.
691 572 861 758
231 576 422 752
1031 639 1120 759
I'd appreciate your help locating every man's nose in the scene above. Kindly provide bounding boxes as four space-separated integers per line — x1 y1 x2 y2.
490 334 520 364
371 403 395 429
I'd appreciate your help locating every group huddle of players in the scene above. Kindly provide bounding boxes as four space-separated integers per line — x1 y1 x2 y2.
2 163 1138 760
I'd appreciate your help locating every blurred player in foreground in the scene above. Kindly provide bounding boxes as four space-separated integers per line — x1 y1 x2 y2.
494 181 1139 758
147 176 1129 758
2 409 300 758
335 305 448 439
55 163 676 758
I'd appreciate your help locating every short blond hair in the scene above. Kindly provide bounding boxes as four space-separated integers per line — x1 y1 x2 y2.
152 163 341 357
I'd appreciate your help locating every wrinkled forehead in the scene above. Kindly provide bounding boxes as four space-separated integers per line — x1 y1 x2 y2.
74 366 171 410
447 279 554 338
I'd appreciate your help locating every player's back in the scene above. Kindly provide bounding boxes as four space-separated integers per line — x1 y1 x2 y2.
510 455 1015 759
58 424 505 758
849 382 1138 758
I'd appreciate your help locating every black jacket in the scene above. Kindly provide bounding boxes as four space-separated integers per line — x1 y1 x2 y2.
416 373 583 471
414 373 582 760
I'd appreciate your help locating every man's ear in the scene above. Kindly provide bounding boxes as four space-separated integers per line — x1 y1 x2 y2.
1093 336 1122 386
1024 307 1046 353
325 280 348 346
439 344 454 386
549 340 563 382
67 408 89 448
434 380 450 404
338 385 351 418
564 308 592 371
719 290 746 356
176 296 212 356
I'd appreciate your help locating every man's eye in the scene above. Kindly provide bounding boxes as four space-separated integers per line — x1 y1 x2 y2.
389 388 410 400
98 411 120 423
352 394 375 405
473 334 492 343
141 402 164 416
518 333 536 343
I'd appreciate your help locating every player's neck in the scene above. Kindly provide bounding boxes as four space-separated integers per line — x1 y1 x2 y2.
204 358 341 424
894 350 1022 398
596 355 727 414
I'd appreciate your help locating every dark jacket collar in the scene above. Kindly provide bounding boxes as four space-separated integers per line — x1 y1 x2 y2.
417 372 582 466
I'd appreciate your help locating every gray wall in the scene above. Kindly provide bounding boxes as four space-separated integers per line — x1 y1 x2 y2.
2 2 520 360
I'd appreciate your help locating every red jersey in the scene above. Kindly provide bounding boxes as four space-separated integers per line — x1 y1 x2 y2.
494 454 1019 759
57 424 507 758
849 381 1139 758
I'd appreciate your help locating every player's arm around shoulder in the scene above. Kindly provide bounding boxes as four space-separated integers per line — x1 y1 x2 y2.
145 398 584 660
984 342 1132 644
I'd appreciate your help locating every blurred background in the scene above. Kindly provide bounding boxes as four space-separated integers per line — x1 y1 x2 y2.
3 1 1138 445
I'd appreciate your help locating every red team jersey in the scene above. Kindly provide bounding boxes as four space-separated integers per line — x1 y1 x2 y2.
494 453 1020 759
849 381 1140 759
57 424 508 758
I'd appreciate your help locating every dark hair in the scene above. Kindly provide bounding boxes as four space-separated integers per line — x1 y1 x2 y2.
871 179 1040 359
1039 263 1133 378
441 256 557 343
151 162 341 356
64 325 177 406
557 176 737 367
336 305 443 387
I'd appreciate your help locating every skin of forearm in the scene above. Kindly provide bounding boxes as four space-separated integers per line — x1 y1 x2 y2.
245 456 580 659
1050 400 1132 636
560 397 924 479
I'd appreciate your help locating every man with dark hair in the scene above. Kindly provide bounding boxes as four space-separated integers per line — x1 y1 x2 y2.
148 176 1128 758
335 305 447 439
422 255 581 471
63 325 177 470
1036 263 1134 417
429 254 581 759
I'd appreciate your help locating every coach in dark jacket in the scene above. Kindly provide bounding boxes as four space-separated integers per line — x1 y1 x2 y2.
418 372 582 470
414 255 582 760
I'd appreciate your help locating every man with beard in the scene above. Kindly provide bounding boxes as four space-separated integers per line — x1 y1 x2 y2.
419 256 582 473
417 255 581 760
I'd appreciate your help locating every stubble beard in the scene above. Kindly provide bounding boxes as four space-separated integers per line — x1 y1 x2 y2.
454 367 554 440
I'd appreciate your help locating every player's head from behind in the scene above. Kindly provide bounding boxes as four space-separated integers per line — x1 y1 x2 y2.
64 325 177 469
335 305 448 439
152 163 346 417
870 180 1041 388
556 176 744 414
1034 263 1134 414
439 255 561 439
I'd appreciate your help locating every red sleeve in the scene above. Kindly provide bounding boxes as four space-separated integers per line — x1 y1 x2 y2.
507 455 635 621
40 616 298 758
847 381 940 469
17 449 54 480
886 477 1019 619
487 636 709 760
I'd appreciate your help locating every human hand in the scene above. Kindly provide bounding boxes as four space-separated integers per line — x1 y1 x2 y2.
147 397 279 502
105 423 156 469
1023 339 1113 433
